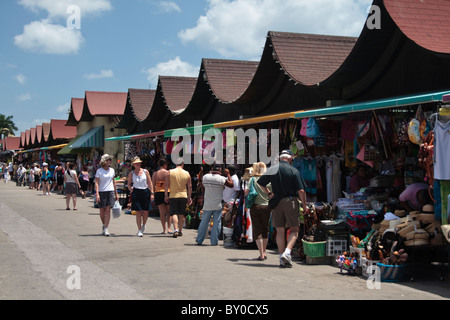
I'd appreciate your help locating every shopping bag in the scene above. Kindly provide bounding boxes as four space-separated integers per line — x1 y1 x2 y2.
112 201 121 219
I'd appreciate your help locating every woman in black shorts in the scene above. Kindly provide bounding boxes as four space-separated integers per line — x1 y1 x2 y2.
127 157 154 237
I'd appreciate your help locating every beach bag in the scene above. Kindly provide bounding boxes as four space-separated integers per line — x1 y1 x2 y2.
112 201 122 219
408 105 424 145
300 118 309 136
245 177 258 209
306 118 320 138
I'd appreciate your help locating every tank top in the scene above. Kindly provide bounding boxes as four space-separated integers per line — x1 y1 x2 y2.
169 167 190 198
132 169 149 190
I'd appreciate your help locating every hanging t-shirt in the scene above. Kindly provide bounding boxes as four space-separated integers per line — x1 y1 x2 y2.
434 120 450 180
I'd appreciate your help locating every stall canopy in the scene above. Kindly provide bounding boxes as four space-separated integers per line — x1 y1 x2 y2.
69 126 104 149
295 90 450 119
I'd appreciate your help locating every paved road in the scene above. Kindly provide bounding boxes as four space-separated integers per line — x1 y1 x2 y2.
0 181 449 301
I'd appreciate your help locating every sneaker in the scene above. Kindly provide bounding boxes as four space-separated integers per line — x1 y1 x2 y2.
280 252 293 267
102 226 105 236
173 231 179 238
104 228 110 237
137 230 143 237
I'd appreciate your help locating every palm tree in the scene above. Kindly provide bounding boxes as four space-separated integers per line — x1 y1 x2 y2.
0 114 18 138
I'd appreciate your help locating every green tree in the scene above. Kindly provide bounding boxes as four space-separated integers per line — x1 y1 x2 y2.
0 114 18 138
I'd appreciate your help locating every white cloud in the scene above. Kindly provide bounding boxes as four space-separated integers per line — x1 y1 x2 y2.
84 69 114 80
14 20 84 54
56 102 70 114
15 74 27 85
15 0 112 54
18 0 112 19
17 93 31 102
142 57 199 88
179 0 372 58
158 1 182 13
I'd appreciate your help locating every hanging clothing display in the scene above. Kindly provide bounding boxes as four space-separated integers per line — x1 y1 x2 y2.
434 119 450 180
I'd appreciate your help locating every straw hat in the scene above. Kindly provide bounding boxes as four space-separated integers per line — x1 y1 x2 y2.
131 157 143 165
100 154 112 165
422 204 434 213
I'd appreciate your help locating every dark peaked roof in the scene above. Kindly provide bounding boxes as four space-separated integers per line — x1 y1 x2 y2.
270 32 358 86
66 98 85 126
159 76 197 114
128 89 156 121
202 59 259 103
384 0 450 54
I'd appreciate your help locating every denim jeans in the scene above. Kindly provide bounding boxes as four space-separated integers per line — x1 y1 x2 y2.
196 209 222 245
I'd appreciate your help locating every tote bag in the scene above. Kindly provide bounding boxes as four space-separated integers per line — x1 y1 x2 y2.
245 177 258 209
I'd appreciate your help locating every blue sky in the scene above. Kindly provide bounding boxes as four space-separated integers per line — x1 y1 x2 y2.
0 0 372 136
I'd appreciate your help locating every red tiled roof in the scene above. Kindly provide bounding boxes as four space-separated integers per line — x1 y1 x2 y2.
384 0 450 54
128 89 156 121
158 76 197 114
42 123 51 142
30 127 37 145
4 137 21 150
72 98 84 121
25 130 31 146
202 59 259 103
84 91 127 117
270 31 358 85
36 125 43 144
20 132 26 148
49 119 77 140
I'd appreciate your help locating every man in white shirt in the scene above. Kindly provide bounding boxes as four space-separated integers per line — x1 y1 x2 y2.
196 164 233 246
222 165 240 203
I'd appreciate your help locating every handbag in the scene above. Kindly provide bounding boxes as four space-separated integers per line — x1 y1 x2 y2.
245 177 258 209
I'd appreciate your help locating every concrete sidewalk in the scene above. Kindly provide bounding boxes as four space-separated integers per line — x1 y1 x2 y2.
0 181 449 300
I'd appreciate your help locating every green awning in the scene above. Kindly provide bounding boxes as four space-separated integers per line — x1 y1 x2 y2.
58 136 82 155
70 126 104 148
164 124 218 138
105 133 143 141
295 90 450 119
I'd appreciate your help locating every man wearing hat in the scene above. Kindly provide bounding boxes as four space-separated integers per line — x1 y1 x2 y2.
257 150 308 268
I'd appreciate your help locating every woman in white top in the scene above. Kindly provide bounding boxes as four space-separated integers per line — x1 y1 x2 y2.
64 162 81 210
95 154 118 236
127 157 154 237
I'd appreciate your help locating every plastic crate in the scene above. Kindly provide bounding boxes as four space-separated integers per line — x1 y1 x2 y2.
302 240 326 258
377 263 406 282
326 238 348 256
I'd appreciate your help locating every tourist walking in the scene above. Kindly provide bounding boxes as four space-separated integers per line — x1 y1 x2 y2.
164 161 192 238
196 164 233 246
152 158 172 234
257 150 308 268
34 164 41 191
64 162 81 210
245 162 272 261
41 163 52 195
78 165 89 199
95 154 118 236
127 156 154 237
